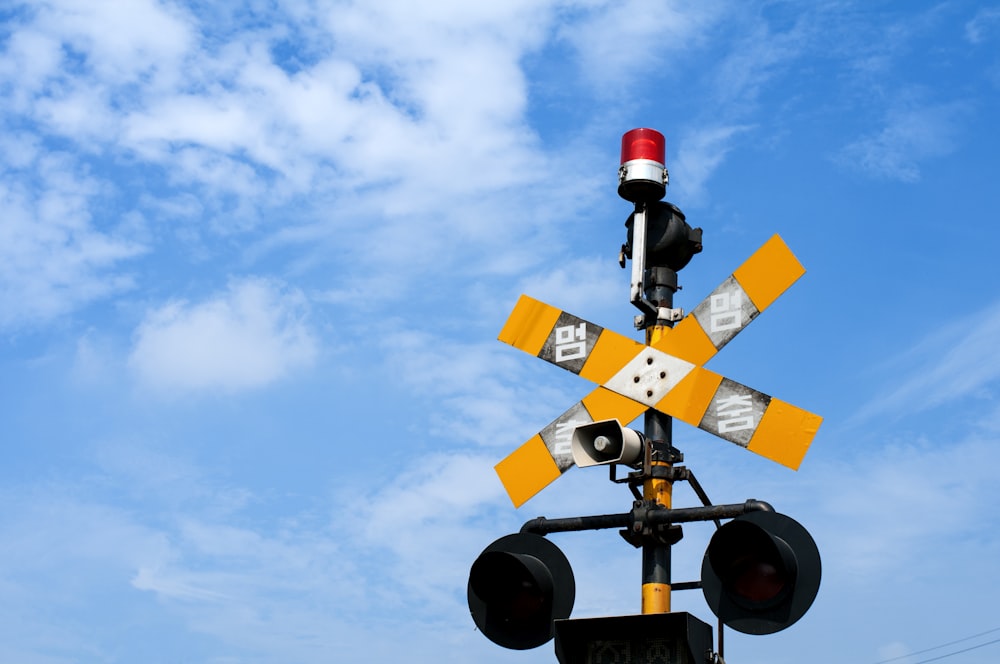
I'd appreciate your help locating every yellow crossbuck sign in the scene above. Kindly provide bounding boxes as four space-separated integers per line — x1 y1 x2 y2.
495 235 822 507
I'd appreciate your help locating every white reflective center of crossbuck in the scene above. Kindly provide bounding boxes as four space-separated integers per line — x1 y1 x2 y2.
602 346 696 407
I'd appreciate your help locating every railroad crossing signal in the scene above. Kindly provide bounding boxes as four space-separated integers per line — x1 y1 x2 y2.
495 234 822 507
471 129 823 659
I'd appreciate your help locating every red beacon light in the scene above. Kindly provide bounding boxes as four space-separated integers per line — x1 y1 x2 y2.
618 128 667 203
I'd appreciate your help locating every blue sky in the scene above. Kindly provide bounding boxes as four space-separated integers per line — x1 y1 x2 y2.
2 1 999 663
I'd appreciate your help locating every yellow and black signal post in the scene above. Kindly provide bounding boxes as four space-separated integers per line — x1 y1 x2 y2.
468 129 824 662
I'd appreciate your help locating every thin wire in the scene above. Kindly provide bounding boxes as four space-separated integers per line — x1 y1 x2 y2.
910 637 1000 664
874 627 1000 664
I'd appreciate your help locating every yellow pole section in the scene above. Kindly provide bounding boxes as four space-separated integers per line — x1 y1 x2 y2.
641 469 672 613
641 323 673 614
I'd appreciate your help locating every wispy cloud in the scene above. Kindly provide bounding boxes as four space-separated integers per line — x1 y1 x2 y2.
836 100 967 182
0 450 379 663
0 151 145 329
852 298 1000 423
707 18 807 112
965 7 1000 44
814 432 1000 579
560 1 726 95
672 124 753 204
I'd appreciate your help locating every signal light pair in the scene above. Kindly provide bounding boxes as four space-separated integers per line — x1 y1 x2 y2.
468 511 820 652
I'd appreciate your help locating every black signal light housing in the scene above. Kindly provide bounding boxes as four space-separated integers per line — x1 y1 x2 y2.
701 510 821 635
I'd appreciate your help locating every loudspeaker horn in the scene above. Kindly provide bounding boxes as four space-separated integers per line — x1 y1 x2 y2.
571 419 644 467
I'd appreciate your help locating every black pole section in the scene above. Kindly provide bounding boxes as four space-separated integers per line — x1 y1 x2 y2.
623 180 701 614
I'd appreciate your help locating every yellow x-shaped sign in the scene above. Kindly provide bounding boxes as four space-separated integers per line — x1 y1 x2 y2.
495 235 823 507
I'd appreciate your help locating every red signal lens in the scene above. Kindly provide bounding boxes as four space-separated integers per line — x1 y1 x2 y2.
731 559 787 603
620 128 665 165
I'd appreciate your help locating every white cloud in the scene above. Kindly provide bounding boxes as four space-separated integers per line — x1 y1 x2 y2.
0 29 63 113
1 0 584 323
0 0 193 147
29 0 194 84
129 278 318 393
516 255 623 317
320 0 552 68
4 0 717 355
100 1 555 208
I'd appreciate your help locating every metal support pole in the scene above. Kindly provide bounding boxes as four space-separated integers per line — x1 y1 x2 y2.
641 265 680 614
620 134 700 617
